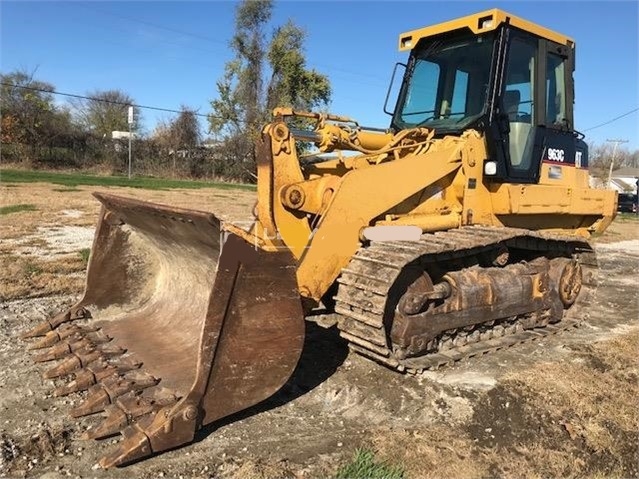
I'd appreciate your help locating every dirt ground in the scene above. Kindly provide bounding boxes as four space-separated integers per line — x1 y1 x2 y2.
0 182 637 479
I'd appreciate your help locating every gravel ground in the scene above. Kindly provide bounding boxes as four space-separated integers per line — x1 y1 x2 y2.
1 183 637 478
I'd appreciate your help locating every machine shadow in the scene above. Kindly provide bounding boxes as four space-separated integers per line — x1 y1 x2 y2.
193 320 350 443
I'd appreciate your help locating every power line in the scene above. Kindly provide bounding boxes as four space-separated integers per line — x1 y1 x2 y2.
78 4 228 46
0 82 222 121
75 8 229 58
78 4 390 85
10 81 635 135
583 107 639 131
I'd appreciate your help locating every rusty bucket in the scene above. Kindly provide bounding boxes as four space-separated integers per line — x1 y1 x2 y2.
22 192 305 467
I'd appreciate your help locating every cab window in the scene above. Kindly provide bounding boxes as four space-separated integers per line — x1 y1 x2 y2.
504 37 537 169
546 52 567 125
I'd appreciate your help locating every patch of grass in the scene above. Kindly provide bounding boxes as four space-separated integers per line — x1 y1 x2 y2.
0 168 255 191
0 204 37 215
2 183 19 187
78 248 91 266
0 254 86 301
371 427 491 479
616 212 639 222
336 449 404 479
23 261 43 277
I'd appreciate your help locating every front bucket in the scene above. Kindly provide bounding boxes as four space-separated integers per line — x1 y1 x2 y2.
21 193 305 467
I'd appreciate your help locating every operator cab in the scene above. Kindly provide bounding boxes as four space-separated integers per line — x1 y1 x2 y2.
390 9 587 183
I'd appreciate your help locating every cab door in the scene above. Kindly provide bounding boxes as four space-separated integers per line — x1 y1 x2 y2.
498 31 586 182
502 33 539 181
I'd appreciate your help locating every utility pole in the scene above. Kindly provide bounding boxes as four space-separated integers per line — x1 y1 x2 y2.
127 106 134 180
605 138 628 188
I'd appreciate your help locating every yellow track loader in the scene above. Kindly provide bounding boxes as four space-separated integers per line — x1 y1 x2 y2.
22 9 616 468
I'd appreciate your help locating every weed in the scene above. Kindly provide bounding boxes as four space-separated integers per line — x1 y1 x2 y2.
52 188 81 192
23 261 43 277
0 204 37 215
78 248 91 266
336 449 404 479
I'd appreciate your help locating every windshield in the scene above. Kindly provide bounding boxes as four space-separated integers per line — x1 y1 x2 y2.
393 33 495 132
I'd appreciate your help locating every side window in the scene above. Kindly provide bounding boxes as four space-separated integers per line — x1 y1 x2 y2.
400 60 439 124
546 53 566 125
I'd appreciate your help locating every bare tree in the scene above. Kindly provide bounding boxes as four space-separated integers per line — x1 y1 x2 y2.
71 89 142 138
589 142 639 179
152 108 200 151
151 108 201 176
170 107 200 150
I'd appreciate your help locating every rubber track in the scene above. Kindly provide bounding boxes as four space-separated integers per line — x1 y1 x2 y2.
334 226 598 373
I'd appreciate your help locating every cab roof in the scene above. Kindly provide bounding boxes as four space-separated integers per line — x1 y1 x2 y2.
398 9 574 51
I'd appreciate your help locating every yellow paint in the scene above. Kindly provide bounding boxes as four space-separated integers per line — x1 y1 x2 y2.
398 8 574 51
246 113 616 303
237 11 616 304
294 135 465 301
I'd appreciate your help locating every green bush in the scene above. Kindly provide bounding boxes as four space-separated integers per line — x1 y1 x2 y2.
335 449 405 479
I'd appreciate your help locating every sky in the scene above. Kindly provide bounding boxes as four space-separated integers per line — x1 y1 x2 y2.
1 1 638 150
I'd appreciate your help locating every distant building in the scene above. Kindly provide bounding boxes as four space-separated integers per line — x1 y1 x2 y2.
590 167 639 193
611 167 639 193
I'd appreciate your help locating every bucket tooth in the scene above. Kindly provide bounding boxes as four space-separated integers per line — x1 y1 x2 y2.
102 372 160 399
70 385 111 417
21 319 62 339
58 325 100 341
64 324 99 335
99 424 152 469
53 358 140 396
88 365 121 383
44 355 82 379
72 349 109 368
93 359 142 382
85 394 166 440
29 325 100 350
71 372 159 418
33 342 74 363
95 344 127 358
105 357 143 373
44 346 107 379
28 330 67 350
54 369 98 397
82 405 128 440
33 338 92 363
118 395 154 416
118 391 176 418
21 307 90 339
85 390 180 440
